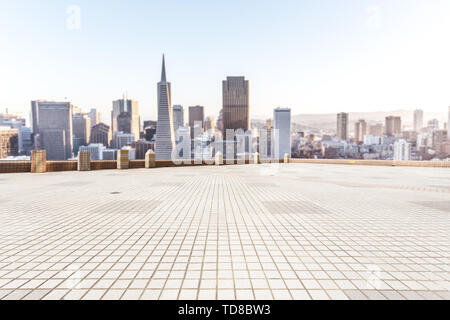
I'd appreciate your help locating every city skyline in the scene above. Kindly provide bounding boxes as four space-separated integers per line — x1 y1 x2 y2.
1 0 450 120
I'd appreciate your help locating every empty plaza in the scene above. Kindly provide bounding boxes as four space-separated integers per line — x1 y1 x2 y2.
0 163 448 300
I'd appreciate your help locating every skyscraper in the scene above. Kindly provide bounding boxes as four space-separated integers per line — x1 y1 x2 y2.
336 113 348 141
222 76 250 133
90 122 111 147
31 101 73 160
413 109 424 132
111 97 140 141
273 108 291 158
73 113 91 148
172 105 184 130
88 108 101 128
155 55 176 160
189 105 205 138
354 119 367 143
385 116 402 136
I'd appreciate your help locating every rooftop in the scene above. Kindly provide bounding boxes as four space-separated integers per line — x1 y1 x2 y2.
0 163 449 300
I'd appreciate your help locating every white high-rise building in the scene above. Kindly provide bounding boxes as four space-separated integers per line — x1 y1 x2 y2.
273 108 291 159
413 109 424 132
394 139 411 161
155 55 176 160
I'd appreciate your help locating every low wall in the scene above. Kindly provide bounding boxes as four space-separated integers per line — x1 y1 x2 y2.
1 158 449 174
290 159 450 168
46 161 78 172
0 161 31 173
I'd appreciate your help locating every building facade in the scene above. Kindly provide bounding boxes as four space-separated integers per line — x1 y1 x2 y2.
155 55 176 160
336 112 348 141
385 116 402 136
414 109 424 132
273 108 291 158
31 101 73 160
90 122 111 147
172 105 184 130
354 119 367 143
111 97 140 141
189 105 205 139
222 76 250 133
0 127 19 159
72 113 91 152
394 139 411 161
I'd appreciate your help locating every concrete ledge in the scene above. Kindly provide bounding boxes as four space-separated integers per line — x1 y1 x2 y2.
1 158 448 174
291 159 450 168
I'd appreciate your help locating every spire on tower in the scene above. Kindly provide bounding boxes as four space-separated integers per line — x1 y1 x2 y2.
161 54 167 82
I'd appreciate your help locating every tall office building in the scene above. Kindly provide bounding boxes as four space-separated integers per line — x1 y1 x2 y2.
173 105 184 130
413 109 424 132
73 113 91 148
0 127 18 159
222 76 250 132
189 105 205 138
111 97 140 141
155 55 176 160
336 113 348 141
273 108 291 158
385 116 402 136
354 119 367 143
90 122 111 147
88 108 101 128
31 101 73 160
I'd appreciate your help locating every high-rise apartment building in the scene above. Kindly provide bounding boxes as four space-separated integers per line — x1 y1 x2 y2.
189 106 205 138
273 108 291 158
0 127 18 159
354 119 367 143
31 101 73 160
336 113 348 141
413 109 424 132
385 116 402 136
111 97 140 141
394 139 411 161
222 76 250 133
155 55 176 160
172 105 184 130
90 122 111 147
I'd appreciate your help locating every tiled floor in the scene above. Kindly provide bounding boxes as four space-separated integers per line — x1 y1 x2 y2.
0 163 449 300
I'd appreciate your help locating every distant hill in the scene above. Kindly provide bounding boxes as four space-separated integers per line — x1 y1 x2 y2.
291 110 448 132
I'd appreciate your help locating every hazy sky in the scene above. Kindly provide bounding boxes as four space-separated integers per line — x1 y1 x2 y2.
1 0 450 123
